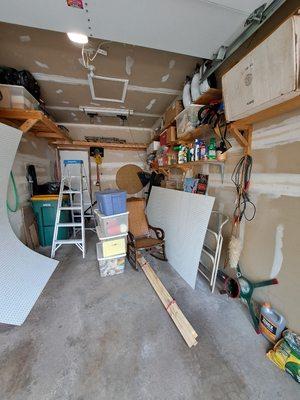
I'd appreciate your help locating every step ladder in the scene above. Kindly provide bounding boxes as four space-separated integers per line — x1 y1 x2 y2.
51 159 95 259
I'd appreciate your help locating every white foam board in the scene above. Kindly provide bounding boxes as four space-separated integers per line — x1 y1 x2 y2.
0 123 58 325
147 187 214 289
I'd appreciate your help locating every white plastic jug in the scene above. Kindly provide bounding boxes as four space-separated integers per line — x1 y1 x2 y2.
259 302 286 343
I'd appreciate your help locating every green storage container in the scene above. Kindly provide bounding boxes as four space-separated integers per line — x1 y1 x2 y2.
31 195 71 246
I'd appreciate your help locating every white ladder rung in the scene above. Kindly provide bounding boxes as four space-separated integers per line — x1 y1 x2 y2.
54 239 83 245
60 206 81 210
57 222 82 227
62 190 81 194
73 203 92 206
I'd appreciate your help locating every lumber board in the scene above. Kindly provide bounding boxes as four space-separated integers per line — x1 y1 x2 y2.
53 140 147 151
0 109 42 120
34 131 66 139
0 109 69 140
230 125 249 148
137 255 198 348
235 95 300 125
19 118 38 133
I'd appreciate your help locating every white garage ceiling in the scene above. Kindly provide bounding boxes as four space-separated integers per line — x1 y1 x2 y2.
0 0 267 58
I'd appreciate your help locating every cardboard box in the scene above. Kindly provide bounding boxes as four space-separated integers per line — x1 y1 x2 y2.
160 126 176 145
163 100 183 127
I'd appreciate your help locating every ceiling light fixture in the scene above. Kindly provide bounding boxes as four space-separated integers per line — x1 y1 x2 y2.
79 106 134 117
67 32 88 44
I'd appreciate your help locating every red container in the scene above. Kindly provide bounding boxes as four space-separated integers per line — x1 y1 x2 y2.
160 130 167 145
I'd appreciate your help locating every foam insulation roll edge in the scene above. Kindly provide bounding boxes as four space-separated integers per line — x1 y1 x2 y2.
0 123 58 325
147 187 215 289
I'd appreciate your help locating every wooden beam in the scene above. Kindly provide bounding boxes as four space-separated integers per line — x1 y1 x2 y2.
53 140 147 151
34 131 66 139
0 109 70 141
236 95 300 126
0 109 42 120
19 118 39 133
40 113 63 135
230 125 249 148
244 127 253 156
137 255 198 348
0 119 18 128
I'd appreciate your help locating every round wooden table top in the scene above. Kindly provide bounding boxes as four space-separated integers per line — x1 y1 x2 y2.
116 164 144 194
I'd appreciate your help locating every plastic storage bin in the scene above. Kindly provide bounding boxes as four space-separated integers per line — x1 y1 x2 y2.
31 195 71 246
0 84 39 109
96 243 126 277
94 209 129 237
95 189 127 216
97 233 127 257
175 104 202 138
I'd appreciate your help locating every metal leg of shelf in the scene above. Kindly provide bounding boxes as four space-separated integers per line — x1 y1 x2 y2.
220 163 225 184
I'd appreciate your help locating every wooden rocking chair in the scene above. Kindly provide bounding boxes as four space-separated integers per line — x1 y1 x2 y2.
127 198 167 269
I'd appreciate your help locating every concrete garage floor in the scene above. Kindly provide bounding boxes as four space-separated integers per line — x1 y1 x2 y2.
0 232 298 400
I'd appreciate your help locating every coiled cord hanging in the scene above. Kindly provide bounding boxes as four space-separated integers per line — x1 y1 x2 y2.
231 155 256 222
7 171 19 213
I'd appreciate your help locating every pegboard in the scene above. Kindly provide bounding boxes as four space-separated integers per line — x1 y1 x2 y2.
147 187 214 289
0 124 58 325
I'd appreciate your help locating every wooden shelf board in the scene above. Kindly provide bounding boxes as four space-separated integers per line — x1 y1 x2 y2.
231 95 300 126
194 88 222 105
156 160 224 171
53 140 147 151
0 108 69 140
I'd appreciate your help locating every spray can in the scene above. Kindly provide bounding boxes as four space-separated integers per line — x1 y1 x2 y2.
259 303 286 343
200 141 206 159
194 139 200 161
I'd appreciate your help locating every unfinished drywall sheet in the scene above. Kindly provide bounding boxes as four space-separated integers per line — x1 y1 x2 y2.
147 187 214 289
0 123 58 325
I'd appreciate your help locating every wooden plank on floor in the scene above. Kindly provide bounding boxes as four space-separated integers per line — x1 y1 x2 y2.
137 254 198 348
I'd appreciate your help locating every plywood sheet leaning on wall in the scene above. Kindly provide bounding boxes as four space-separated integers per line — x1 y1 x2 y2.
146 187 215 289
0 123 58 325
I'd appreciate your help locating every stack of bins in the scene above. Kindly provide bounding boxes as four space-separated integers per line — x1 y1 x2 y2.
95 190 128 277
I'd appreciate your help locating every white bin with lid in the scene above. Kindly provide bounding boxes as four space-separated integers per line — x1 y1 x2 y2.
96 243 126 277
94 209 129 237
0 84 39 109
96 230 127 258
175 104 202 138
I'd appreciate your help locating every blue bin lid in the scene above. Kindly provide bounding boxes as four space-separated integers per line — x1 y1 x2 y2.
96 189 126 195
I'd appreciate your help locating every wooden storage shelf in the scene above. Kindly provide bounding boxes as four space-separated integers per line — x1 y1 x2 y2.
169 122 252 156
232 95 300 126
154 159 225 183
0 108 70 141
53 139 147 151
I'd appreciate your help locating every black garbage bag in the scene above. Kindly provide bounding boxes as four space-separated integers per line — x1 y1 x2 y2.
0 66 41 101
0 66 19 85
18 70 40 100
